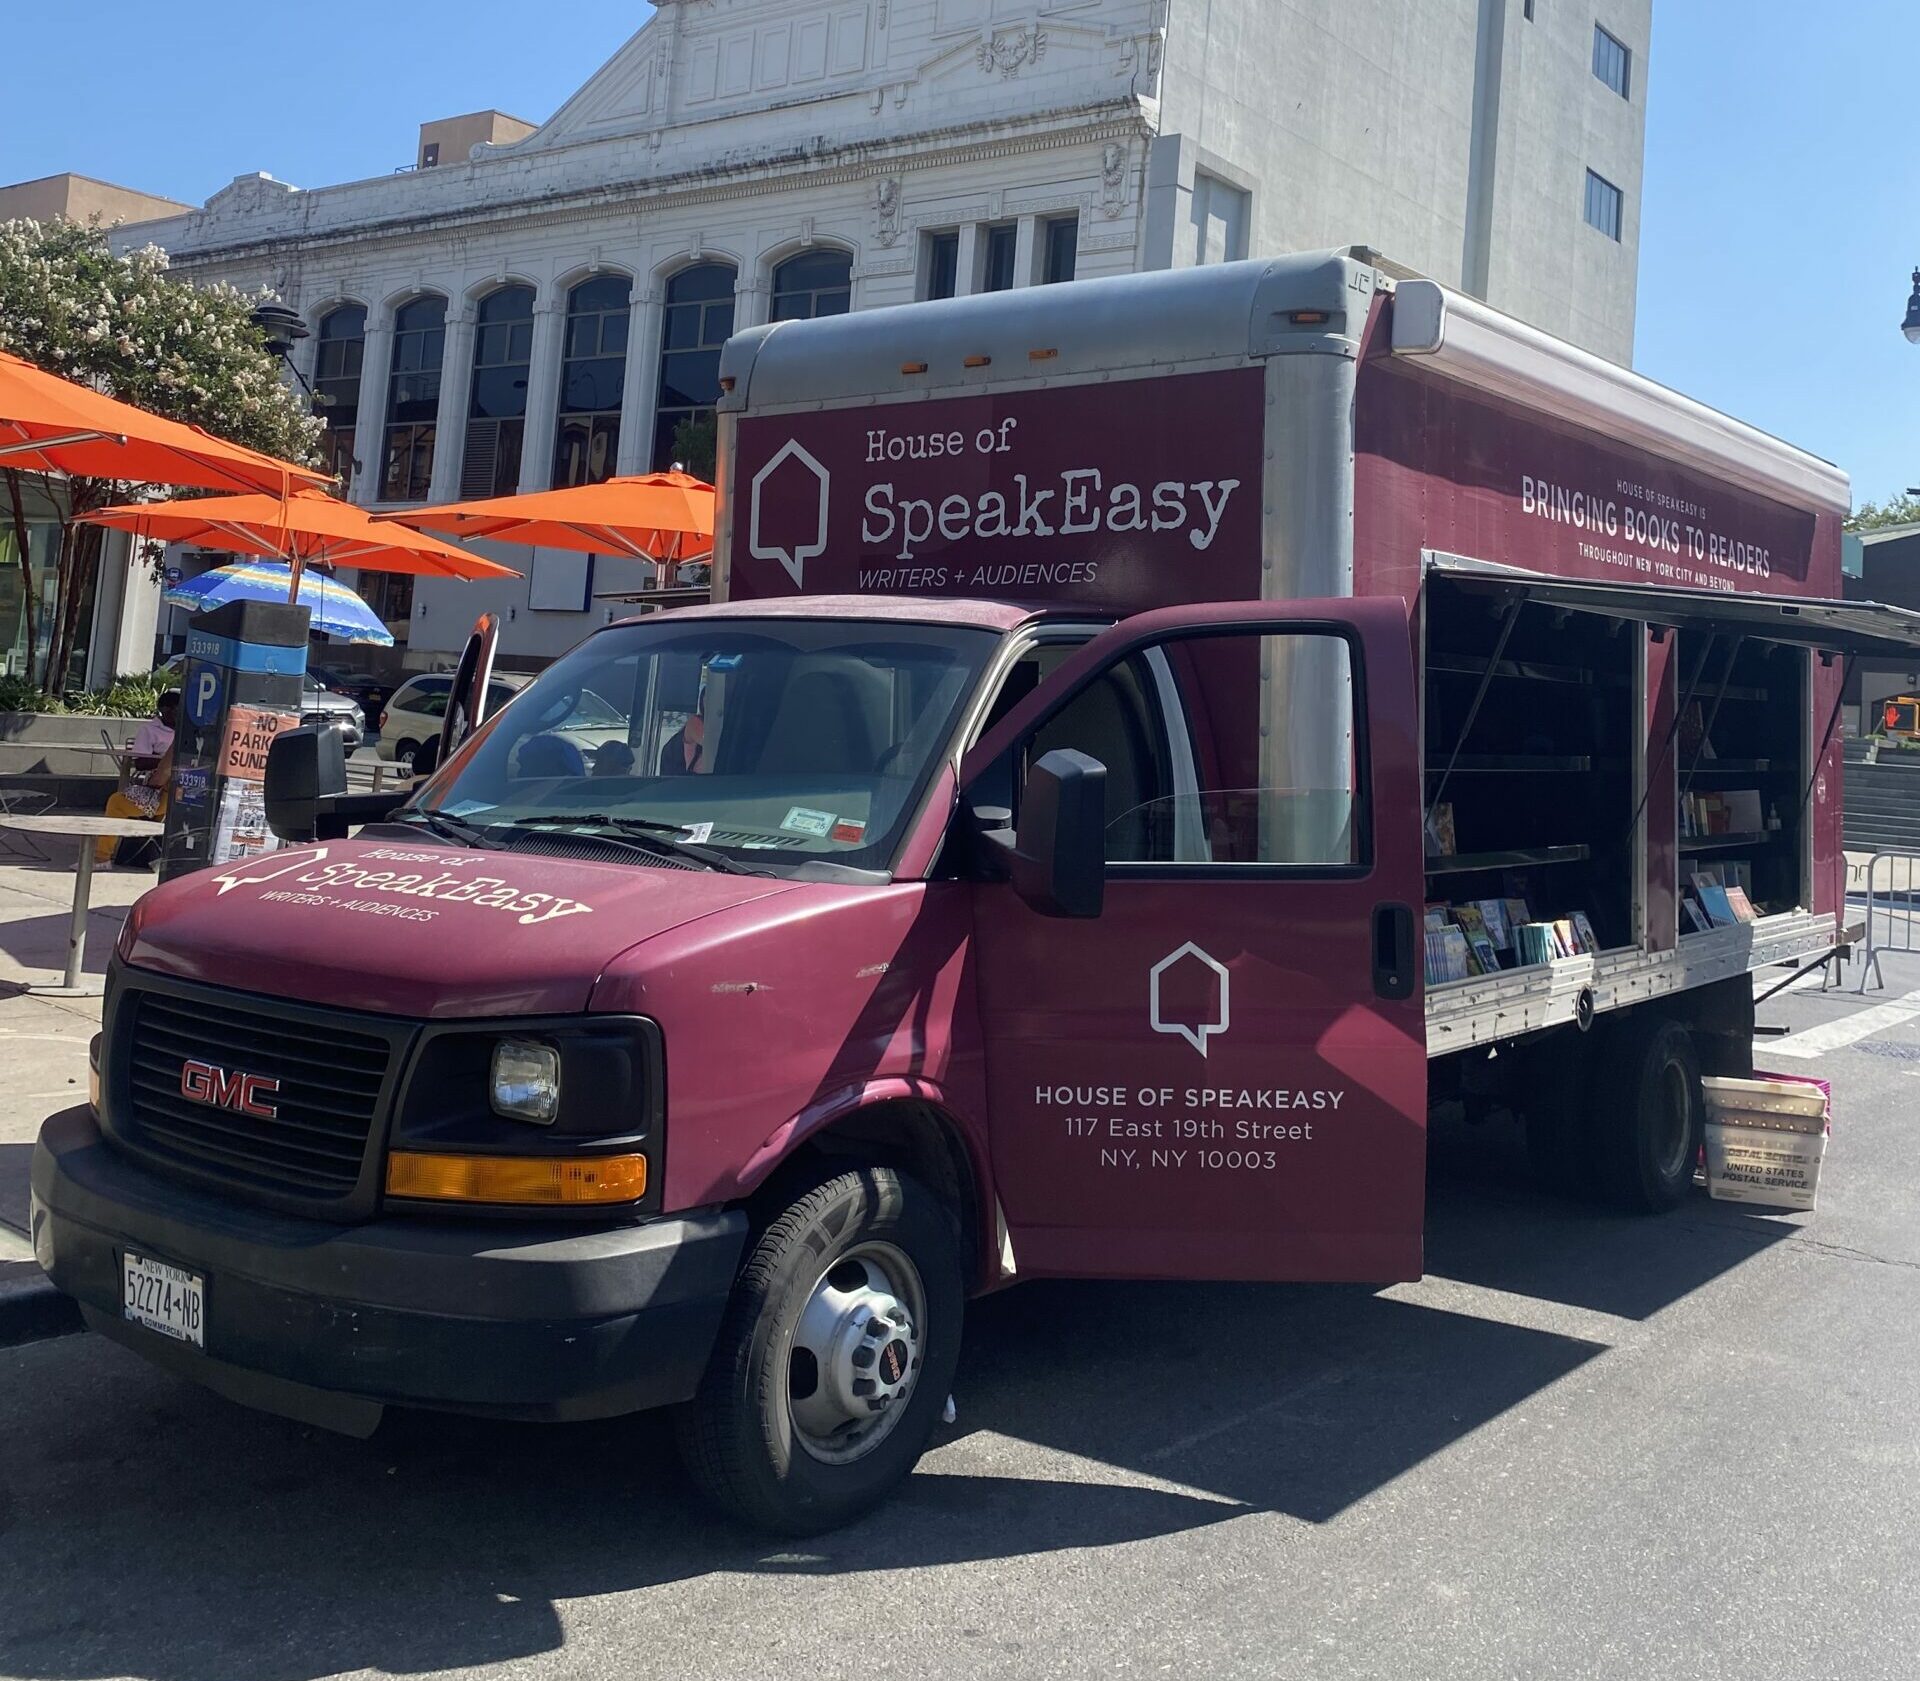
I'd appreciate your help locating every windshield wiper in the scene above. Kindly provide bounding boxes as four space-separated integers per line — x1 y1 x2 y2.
386 808 489 848
502 814 769 876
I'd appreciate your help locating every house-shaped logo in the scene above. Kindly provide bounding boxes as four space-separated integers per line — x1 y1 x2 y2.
748 438 831 589
1149 941 1231 1057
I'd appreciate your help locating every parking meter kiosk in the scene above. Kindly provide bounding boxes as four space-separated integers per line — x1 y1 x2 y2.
161 599 309 881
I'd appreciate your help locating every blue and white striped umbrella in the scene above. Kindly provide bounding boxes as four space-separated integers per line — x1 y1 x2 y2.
162 561 395 647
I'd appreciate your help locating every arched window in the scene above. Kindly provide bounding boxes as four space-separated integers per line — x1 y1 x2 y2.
461 285 534 498
312 305 365 493
554 275 631 488
653 263 735 472
381 294 447 502
770 250 852 322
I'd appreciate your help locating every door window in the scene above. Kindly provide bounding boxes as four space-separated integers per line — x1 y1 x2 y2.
1013 629 1365 870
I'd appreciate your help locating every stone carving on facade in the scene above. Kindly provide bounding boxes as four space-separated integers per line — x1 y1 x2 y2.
873 177 902 247
1100 141 1129 218
978 25 1046 79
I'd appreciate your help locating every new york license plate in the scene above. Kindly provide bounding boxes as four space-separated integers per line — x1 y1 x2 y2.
122 1251 204 1348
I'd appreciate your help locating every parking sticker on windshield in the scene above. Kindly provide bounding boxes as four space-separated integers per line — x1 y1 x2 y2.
446 800 496 818
681 821 714 843
780 806 836 838
831 819 867 843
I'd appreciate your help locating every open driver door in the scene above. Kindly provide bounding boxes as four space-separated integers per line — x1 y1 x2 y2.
961 598 1429 1285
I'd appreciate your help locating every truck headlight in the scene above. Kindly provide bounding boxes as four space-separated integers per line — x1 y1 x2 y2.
491 1039 560 1124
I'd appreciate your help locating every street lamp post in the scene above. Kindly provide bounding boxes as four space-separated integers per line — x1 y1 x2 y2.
1903 267 1920 345
249 301 315 396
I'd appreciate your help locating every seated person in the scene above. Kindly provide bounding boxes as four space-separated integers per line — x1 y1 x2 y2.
658 711 707 776
99 692 178 863
592 740 637 777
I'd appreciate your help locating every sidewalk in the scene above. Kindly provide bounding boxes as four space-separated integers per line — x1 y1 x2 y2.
0 837 151 1343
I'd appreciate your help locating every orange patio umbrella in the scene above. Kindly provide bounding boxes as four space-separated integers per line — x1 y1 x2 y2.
77 485 520 601
388 470 715 581
0 348 330 494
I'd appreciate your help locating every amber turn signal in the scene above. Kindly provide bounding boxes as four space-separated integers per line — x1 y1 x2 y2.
386 1150 647 1206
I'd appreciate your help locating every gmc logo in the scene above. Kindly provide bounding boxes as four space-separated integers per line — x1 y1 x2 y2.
179 1059 280 1120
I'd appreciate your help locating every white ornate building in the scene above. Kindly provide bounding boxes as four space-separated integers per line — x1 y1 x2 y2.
121 0 1649 669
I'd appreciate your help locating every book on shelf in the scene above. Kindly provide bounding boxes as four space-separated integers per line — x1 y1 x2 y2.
1725 885 1758 923
1515 922 1560 966
1424 925 1471 984
1722 789 1763 832
1699 884 1737 926
1681 894 1713 934
1503 896 1532 938
1571 911 1600 954
1424 802 1458 858
1465 930 1503 975
1474 898 1513 950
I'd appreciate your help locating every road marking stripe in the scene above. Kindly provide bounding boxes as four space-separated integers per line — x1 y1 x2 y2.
1766 986 1920 1059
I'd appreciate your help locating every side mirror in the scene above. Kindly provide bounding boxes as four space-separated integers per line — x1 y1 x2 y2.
1010 748 1106 918
264 724 347 842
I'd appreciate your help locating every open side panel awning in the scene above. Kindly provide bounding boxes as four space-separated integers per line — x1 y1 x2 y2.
1425 552 1920 661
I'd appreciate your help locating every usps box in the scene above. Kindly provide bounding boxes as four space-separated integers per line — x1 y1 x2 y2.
1702 1074 1830 1211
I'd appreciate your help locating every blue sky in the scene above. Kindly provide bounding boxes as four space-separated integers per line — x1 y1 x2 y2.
3 2 1914 508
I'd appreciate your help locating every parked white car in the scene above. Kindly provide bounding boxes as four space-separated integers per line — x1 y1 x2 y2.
376 672 528 773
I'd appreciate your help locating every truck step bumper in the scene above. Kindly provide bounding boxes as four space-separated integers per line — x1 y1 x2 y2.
30 1106 747 1430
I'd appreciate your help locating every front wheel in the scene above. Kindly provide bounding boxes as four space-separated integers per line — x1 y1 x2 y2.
392 738 420 775
676 1166 964 1533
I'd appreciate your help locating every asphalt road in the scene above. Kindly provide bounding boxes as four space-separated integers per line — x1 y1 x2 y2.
3 963 1917 1681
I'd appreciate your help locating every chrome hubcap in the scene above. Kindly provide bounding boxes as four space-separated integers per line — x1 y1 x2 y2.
787 1243 925 1465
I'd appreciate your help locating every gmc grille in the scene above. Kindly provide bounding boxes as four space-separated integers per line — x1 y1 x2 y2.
122 990 393 1200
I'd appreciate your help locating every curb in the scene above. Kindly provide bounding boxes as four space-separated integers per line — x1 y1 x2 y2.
0 1272 84 1349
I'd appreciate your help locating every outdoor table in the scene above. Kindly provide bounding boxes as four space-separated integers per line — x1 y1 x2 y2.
0 814 163 996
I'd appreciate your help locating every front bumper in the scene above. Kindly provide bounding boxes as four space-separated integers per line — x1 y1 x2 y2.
31 1106 746 1435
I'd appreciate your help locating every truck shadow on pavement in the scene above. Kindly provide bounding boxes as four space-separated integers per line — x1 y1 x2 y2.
0 1121 1796 1681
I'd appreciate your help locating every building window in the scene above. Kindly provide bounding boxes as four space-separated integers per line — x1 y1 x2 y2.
1584 168 1624 240
770 250 852 321
1190 174 1250 266
654 263 736 471
1592 25 1630 98
312 304 364 494
421 142 440 168
923 230 960 301
1523 0 1533 18
1041 216 1078 286
460 285 533 500
381 294 446 502
554 275 631 488
981 223 1018 293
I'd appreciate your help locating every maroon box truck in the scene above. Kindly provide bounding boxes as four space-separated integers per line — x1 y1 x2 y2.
32 251 1920 1532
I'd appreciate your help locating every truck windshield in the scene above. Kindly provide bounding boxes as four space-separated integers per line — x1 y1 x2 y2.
413 617 999 872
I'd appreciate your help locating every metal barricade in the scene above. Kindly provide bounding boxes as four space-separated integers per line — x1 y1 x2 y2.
1854 850 1920 992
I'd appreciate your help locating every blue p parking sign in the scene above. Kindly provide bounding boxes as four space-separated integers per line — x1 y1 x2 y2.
184 660 226 730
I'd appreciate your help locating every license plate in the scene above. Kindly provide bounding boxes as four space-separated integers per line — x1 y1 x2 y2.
122 1251 204 1348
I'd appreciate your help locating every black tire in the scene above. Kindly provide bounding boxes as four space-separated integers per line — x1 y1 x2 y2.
676 1166 964 1534
393 739 419 775
1592 1017 1703 1212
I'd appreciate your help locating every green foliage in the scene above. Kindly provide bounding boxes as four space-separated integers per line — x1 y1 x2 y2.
0 218 324 478
669 413 718 483
0 673 65 713
1846 493 1920 533
0 668 177 717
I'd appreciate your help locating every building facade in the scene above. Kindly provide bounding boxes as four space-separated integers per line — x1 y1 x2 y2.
119 0 1650 671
